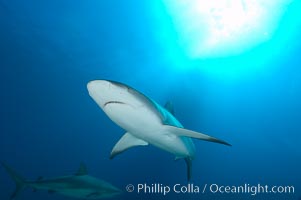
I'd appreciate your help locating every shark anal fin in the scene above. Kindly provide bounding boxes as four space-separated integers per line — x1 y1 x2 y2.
185 158 192 181
163 125 232 146
110 132 148 159
75 162 88 176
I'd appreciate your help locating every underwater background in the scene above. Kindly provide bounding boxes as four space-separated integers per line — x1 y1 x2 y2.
0 0 301 199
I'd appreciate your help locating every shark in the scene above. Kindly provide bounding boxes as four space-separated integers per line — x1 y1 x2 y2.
87 80 231 180
2 162 122 199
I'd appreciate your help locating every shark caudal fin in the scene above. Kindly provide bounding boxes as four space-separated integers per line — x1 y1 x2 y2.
1 162 27 200
185 158 192 181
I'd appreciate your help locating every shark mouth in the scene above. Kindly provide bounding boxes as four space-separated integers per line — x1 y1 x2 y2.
103 101 126 107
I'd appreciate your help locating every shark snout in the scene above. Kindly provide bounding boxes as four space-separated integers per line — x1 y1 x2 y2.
87 80 111 92
87 80 129 109
87 80 111 107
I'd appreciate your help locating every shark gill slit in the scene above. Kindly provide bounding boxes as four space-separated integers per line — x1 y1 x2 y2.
103 101 126 107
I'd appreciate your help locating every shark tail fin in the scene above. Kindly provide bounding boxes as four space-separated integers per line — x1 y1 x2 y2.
185 158 192 181
1 162 27 200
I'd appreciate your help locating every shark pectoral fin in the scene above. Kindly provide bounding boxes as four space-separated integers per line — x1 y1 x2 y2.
163 125 232 146
110 132 148 159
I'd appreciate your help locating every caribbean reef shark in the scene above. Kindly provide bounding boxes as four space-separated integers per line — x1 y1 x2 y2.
87 80 231 180
2 162 122 199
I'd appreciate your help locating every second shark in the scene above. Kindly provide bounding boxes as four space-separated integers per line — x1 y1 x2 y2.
2 162 121 199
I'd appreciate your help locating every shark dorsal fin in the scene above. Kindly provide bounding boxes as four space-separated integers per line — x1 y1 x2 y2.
164 101 175 116
75 162 88 176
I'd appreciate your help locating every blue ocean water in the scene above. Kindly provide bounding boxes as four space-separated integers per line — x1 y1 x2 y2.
0 0 300 200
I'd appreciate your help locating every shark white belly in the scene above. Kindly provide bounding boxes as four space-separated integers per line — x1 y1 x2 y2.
103 98 192 157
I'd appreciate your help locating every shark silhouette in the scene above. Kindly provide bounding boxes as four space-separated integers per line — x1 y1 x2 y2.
2 162 122 199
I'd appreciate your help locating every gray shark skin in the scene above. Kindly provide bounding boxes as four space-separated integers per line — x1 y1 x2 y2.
2 162 122 199
87 80 231 180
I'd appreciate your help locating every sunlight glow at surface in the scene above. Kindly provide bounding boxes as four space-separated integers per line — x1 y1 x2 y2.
161 0 292 58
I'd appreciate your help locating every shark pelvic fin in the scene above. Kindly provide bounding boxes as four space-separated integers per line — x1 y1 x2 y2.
110 132 148 159
48 189 56 194
163 125 232 146
75 162 88 176
174 156 181 161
